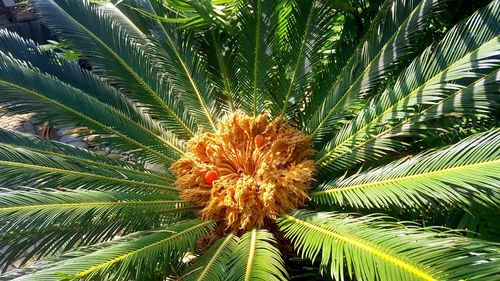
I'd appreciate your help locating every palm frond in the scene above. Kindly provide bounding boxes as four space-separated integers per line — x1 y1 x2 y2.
0 29 186 156
0 52 183 164
311 129 500 211
406 70 499 125
0 128 175 183
182 233 237 281
0 189 187 234
31 0 197 138
1 219 214 280
137 0 237 31
305 0 447 141
0 144 175 193
203 29 240 112
124 0 218 131
278 210 500 281
1 221 141 273
274 0 336 119
316 0 500 174
226 229 288 281
0 189 195 270
235 0 279 116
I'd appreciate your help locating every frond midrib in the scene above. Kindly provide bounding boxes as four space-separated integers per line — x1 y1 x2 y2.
311 159 500 196
210 31 236 111
0 200 187 212
3 143 174 183
283 215 438 281
164 33 217 131
245 229 258 281
148 6 216 131
252 1 262 117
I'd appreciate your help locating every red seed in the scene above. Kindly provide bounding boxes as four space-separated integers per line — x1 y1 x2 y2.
254 134 265 147
204 170 218 185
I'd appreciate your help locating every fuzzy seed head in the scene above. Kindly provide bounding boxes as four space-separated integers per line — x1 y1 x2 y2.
171 112 315 232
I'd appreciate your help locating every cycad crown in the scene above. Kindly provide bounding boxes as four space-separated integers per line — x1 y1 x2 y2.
0 0 498 280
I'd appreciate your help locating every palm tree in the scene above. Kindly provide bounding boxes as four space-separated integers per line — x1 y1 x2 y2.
0 0 498 280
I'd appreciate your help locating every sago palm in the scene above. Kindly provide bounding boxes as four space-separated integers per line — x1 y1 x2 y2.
0 0 499 280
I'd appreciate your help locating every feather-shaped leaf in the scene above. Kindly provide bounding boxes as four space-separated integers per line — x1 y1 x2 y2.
0 190 188 234
0 128 175 183
278 211 500 281
305 0 446 141
274 0 336 119
123 0 218 131
0 29 186 156
0 52 182 164
312 129 500 210
31 0 197 138
235 0 279 116
316 0 500 173
182 233 237 281
1 220 214 281
0 144 175 193
0 189 195 270
226 229 288 281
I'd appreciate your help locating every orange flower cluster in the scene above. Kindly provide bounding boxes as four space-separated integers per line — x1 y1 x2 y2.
171 112 315 231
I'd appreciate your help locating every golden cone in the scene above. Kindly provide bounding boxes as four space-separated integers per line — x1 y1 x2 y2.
172 112 315 231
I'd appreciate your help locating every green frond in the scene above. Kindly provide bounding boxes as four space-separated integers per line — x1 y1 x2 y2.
0 29 187 157
0 51 183 164
274 0 337 119
0 189 187 233
203 30 239 112
0 190 195 270
0 128 175 183
135 0 237 31
123 0 218 131
31 0 197 138
311 129 500 210
410 70 500 124
1 219 215 280
1 221 137 272
235 0 279 116
226 229 288 281
305 0 444 141
182 233 238 281
0 144 176 193
316 0 500 173
278 210 500 281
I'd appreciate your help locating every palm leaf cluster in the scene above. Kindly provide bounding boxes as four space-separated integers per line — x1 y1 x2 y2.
0 0 498 280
